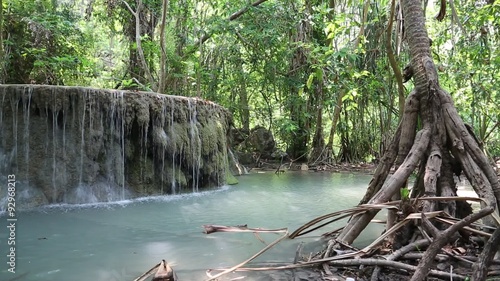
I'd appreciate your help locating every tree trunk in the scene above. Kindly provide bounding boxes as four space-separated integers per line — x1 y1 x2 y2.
336 0 499 246
236 57 250 132
386 0 405 117
158 0 169 94
122 0 156 90
286 14 312 161
326 90 344 153
309 78 325 164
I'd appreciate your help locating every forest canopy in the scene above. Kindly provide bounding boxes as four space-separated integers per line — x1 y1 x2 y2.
0 0 498 162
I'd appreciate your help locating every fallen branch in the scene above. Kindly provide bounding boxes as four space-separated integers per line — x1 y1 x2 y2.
371 239 430 281
203 224 287 234
133 262 160 281
205 229 289 281
225 258 467 280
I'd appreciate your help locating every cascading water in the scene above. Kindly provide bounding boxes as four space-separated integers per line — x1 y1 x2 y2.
79 90 87 189
23 87 32 188
170 98 178 194
119 92 126 199
188 100 202 193
0 85 235 210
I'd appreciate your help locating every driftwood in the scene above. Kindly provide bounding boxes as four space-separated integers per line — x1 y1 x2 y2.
204 226 289 281
153 260 178 281
203 224 288 234
134 260 177 281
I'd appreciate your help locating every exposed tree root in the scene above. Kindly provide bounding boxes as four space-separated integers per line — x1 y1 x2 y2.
192 197 499 281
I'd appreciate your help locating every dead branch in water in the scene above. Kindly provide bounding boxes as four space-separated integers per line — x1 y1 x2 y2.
134 260 177 281
204 228 289 281
203 224 288 234
134 262 160 281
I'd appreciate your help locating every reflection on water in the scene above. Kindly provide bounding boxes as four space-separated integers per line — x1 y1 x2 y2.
0 171 383 281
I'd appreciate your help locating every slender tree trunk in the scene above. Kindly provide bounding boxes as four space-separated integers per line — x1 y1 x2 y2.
309 78 325 164
326 90 345 151
237 57 250 132
386 0 406 117
133 0 155 90
122 0 156 90
158 0 169 94
239 88 250 132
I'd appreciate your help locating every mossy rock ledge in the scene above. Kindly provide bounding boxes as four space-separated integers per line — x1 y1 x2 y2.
0 85 237 207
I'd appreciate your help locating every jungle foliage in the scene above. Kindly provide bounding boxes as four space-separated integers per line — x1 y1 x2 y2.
0 0 498 162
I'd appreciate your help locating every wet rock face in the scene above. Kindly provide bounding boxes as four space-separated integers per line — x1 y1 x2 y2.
0 85 233 206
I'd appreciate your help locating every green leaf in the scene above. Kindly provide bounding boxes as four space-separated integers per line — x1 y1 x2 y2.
306 74 314 89
400 188 410 200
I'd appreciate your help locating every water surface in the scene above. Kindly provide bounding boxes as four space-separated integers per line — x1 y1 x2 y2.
0 171 381 281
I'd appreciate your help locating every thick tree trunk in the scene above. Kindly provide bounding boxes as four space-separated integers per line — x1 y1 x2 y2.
336 0 499 247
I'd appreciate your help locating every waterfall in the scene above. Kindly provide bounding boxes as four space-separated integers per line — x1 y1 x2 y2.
0 85 235 209
170 98 177 194
51 90 58 201
119 92 126 200
23 87 32 187
79 90 87 188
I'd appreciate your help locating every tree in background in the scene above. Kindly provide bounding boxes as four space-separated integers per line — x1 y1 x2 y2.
1 0 96 84
0 0 498 161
